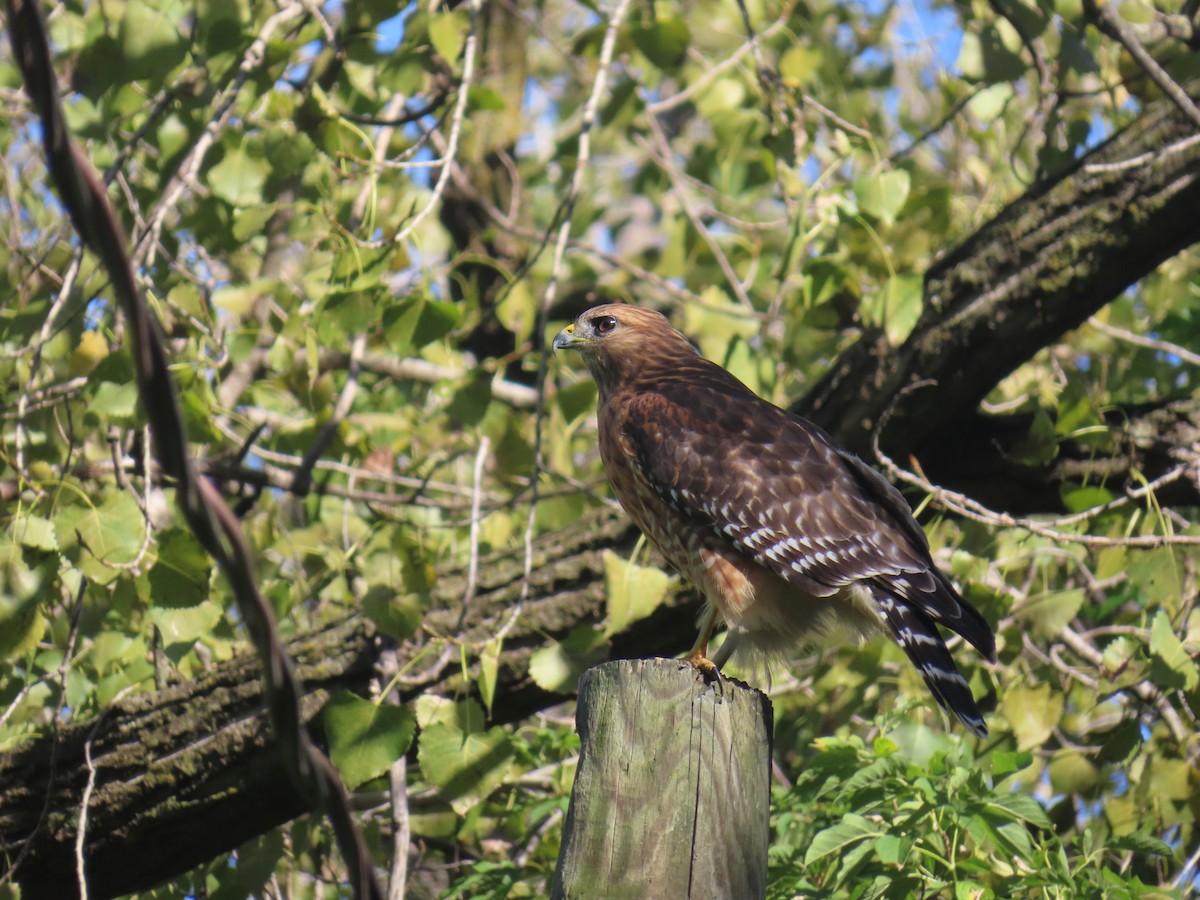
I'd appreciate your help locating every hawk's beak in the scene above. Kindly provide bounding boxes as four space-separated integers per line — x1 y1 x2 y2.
553 323 583 352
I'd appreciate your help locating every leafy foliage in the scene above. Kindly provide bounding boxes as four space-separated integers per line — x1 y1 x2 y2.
1 0 1199 896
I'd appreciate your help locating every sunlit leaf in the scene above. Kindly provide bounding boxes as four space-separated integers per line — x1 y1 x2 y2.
804 813 885 865
602 549 672 638
1001 683 1063 750
1148 609 1198 691
854 170 910 226
418 721 515 815
325 691 416 790
207 145 270 207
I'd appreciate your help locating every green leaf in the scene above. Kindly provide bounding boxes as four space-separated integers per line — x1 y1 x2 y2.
528 625 606 694
1013 588 1083 640
119 0 187 81
1129 548 1182 614
13 514 58 551
383 296 461 358
804 813 885 866
854 170 910 226
467 85 507 112
478 637 502 717
985 792 1052 829
967 82 1014 120
324 691 416 790
1048 749 1100 794
418 721 514 815
873 833 911 866
54 491 145 585
207 145 270 207
1148 609 1198 691
630 17 691 71
149 528 212 608
0 550 46 660
880 274 923 345
146 600 224 646
86 380 139 425
991 750 1033 781
1108 831 1173 856
603 549 672 638
1060 484 1113 514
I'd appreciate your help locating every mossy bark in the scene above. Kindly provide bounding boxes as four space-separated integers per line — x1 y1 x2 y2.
798 79 1200 462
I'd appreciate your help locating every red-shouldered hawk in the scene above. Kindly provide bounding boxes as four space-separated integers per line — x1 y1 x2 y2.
553 304 995 736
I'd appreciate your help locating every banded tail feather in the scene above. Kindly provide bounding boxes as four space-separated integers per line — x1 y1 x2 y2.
873 589 989 738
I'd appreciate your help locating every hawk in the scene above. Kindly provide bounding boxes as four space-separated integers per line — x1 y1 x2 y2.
553 304 994 736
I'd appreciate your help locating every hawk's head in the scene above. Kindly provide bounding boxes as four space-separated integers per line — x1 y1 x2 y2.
553 304 698 388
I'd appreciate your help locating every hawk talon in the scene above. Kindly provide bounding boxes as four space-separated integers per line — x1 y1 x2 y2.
684 651 725 700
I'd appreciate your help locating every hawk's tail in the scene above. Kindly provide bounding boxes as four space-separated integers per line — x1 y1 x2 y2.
873 591 989 738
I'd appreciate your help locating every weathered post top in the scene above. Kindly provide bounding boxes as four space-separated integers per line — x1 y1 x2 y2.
553 658 773 900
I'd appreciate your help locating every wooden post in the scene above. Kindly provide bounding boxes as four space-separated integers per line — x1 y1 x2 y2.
552 658 773 899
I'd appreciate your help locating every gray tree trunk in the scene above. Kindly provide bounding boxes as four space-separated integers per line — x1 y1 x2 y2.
553 660 773 900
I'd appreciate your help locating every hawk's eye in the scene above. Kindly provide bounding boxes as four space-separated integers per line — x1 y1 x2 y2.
592 315 618 335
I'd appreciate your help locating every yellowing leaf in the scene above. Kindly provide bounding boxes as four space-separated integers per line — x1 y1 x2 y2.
69 330 109 377
603 549 672 638
429 11 470 67
779 45 823 87
1001 683 1062 750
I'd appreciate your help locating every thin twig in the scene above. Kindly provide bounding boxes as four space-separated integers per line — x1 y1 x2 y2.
1083 132 1200 173
14 250 81 476
871 388 1200 547
645 11 791 115
1088 315 1200 368
1085 0 1200 131
363 0 481 249
458 436 490 631
639 115 756 309
132 3 308 268
293 332 366 497
523 0 635 608
387 756 410 900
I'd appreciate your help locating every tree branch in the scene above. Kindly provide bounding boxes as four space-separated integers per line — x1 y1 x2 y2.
797 79 1200 462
